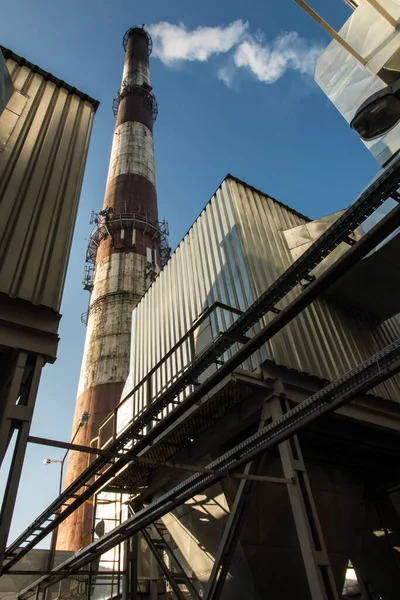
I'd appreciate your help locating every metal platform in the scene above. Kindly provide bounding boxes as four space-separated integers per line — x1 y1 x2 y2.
16 336 400 599
4 154 400 597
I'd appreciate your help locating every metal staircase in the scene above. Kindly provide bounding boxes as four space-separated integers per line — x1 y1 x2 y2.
5 154 400 592
141 521 205 600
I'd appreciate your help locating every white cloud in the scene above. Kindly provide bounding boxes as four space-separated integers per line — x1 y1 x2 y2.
233 32 322 84
148 20 248 65
217 64 236 88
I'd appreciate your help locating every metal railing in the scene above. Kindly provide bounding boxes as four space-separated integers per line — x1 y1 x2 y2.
98 300 244 449
17 336 400 599
4 153 400 575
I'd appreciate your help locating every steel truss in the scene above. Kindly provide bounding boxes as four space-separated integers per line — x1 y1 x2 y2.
3 157 400 576
0 352 44 566
205 386 339 600
16 336 400 599
141 520 205 600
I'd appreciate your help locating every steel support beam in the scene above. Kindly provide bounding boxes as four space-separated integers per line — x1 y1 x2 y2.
0 352 30 466
122 536 138 600
5 570 123 576
270 392 339 600
6 200 400 576
16 336 400 599
206 385 339 600
205 400 271 600
27 435 290 484
0 352 44 566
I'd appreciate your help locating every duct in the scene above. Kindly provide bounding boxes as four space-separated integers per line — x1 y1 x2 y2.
283 199 400 319
315 0 400 165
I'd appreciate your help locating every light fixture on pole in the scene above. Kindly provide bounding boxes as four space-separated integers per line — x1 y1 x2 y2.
78 411 90 427
43 411 90 494
42 412 90 599
351 80 400 141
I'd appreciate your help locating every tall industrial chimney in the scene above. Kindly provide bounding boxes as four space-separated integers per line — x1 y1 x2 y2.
57 26 166 551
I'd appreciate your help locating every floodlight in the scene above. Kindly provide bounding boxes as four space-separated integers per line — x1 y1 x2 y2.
351 81 400 141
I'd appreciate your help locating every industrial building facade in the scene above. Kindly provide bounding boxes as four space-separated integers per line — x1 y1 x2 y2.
116 174 400 436
0 45 98 568
88 175 400 600
4 4 400 600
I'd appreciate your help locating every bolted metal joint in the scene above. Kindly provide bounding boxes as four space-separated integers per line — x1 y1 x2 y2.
123 26 153 55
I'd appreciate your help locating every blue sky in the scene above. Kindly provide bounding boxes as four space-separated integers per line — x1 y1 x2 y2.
0 0 380 546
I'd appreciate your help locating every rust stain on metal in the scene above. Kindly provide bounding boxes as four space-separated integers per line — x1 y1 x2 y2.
58 27 160 550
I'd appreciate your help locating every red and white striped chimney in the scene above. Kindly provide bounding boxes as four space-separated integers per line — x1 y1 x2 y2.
58 26 161 551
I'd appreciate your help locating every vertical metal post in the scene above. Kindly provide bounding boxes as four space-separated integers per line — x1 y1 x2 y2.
0 353 44 565
205 401 270 600
189 331 196 364
123 536 138 600
147 375 152 409
270 393 339 600
149 550 158 600
123 539 130 600
0 351 27 466
87 567 92 600
130 536 138 600
43 520 59 600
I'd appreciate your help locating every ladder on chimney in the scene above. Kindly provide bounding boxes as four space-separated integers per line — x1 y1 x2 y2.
142 520 205 599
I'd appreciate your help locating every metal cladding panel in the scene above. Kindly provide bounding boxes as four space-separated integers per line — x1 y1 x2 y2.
120 176 400 429
0 50 13 116
314 1 400 166
228 177 400 400
0 50 98 312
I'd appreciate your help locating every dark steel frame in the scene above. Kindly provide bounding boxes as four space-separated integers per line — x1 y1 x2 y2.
16 335 400 598
4 182 400 575
141 522 203 600
3 155 400 597
0 352 44 565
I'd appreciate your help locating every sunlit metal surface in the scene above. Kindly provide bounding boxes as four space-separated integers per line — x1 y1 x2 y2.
0 47 98 312
315 0 400 165
120 175 400 433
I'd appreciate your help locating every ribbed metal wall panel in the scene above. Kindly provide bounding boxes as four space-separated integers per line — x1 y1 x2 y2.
119 176 400 428
228 177 400 400
0 49 98 312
